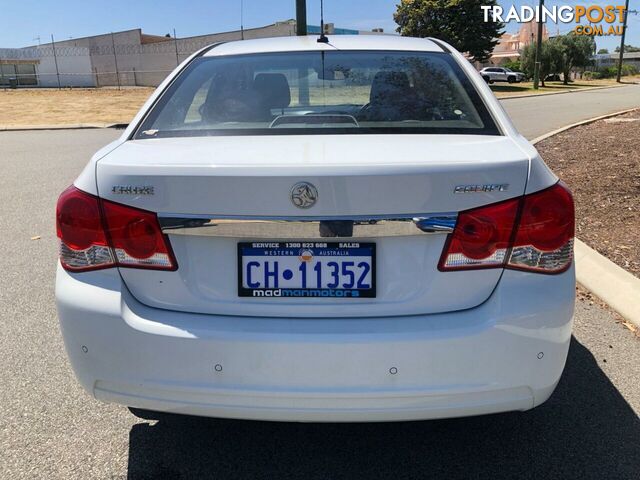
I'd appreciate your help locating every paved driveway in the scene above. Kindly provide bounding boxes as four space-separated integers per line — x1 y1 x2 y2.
1 87 640 479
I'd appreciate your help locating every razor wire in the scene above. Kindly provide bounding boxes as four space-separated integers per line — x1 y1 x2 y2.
1 38 215 59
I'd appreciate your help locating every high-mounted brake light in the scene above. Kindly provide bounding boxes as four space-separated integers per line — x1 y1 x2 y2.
439 182 574 274
56 186 177 272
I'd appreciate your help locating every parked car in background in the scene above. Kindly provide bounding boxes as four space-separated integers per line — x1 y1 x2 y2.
480 67 525 84
56 35 575 423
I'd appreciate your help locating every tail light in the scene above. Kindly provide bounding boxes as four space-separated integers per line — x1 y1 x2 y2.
439 182 574 274
56 187 115 272
508 182 574 273
56 186 177 272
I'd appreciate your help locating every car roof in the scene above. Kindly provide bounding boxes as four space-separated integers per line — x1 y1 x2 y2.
203 35 446 57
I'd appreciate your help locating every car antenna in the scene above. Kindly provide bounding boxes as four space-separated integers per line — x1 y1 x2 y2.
317 0 329 43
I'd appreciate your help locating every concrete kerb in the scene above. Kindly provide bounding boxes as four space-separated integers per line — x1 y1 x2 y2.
574 240 640 326
532 108 640 329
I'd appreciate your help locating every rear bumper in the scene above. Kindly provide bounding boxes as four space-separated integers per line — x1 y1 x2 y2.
56 263 575 422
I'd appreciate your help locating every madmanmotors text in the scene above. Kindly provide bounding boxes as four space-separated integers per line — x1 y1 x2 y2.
252 289 361 297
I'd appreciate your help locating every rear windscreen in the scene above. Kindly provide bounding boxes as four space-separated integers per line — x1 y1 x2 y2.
135 50 499 138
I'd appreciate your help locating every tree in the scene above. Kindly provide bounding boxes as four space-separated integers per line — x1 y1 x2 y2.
520 39 562 86
597 48 609 54
502 59 522 72
394 0 504 62
615 44 640 53
521 34 595 85
557 34 595 84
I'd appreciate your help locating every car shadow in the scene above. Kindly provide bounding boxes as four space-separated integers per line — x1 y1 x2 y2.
126 337 640 480
490 84 532 94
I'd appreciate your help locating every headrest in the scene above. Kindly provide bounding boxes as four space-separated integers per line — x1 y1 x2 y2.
254 73 291 110
370 71 411 104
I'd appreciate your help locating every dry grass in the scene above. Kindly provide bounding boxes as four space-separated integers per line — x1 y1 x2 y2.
491 77 640 98
0 87 155 127
1 77 637 127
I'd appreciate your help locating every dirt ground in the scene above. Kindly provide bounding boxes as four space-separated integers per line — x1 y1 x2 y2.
0 87 155 127
536 110 640 278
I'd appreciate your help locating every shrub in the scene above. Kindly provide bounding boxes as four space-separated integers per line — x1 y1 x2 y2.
502 60 522 72
598 66 618 78
597 64 639 78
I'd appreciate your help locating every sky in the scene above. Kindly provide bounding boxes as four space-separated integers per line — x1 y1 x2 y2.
1 0 637 52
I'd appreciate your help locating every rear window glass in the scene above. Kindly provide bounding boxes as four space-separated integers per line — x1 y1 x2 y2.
135 50 499 138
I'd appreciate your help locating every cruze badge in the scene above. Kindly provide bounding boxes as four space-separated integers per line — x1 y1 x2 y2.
111 185 155 195
454 184 509 194
290 182 318 209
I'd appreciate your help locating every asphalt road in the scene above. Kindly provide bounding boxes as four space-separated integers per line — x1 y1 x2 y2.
1 87 640 479
501 84 640 139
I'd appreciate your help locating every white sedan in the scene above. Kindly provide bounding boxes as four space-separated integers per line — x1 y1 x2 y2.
56 34 575 422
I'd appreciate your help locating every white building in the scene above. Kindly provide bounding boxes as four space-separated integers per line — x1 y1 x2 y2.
0 46 94 87
0 21 381 87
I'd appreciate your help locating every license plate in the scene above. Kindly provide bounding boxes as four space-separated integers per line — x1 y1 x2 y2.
238 242 376 298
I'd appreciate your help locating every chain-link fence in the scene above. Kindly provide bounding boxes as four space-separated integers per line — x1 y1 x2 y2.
0 20 303 89
0 36 228 89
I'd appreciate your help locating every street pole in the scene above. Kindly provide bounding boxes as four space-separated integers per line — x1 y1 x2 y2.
110 32 121 90
532 0 544 90
296 0 307 36
0 10 3 89
616 0 630 83
51 34 62 90
0 60 6 90
0 35 6 90
173 28 179 66
240 0 245 40
295 0 309 105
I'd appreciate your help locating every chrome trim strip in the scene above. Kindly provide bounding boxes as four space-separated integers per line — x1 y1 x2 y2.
159 213 457 238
